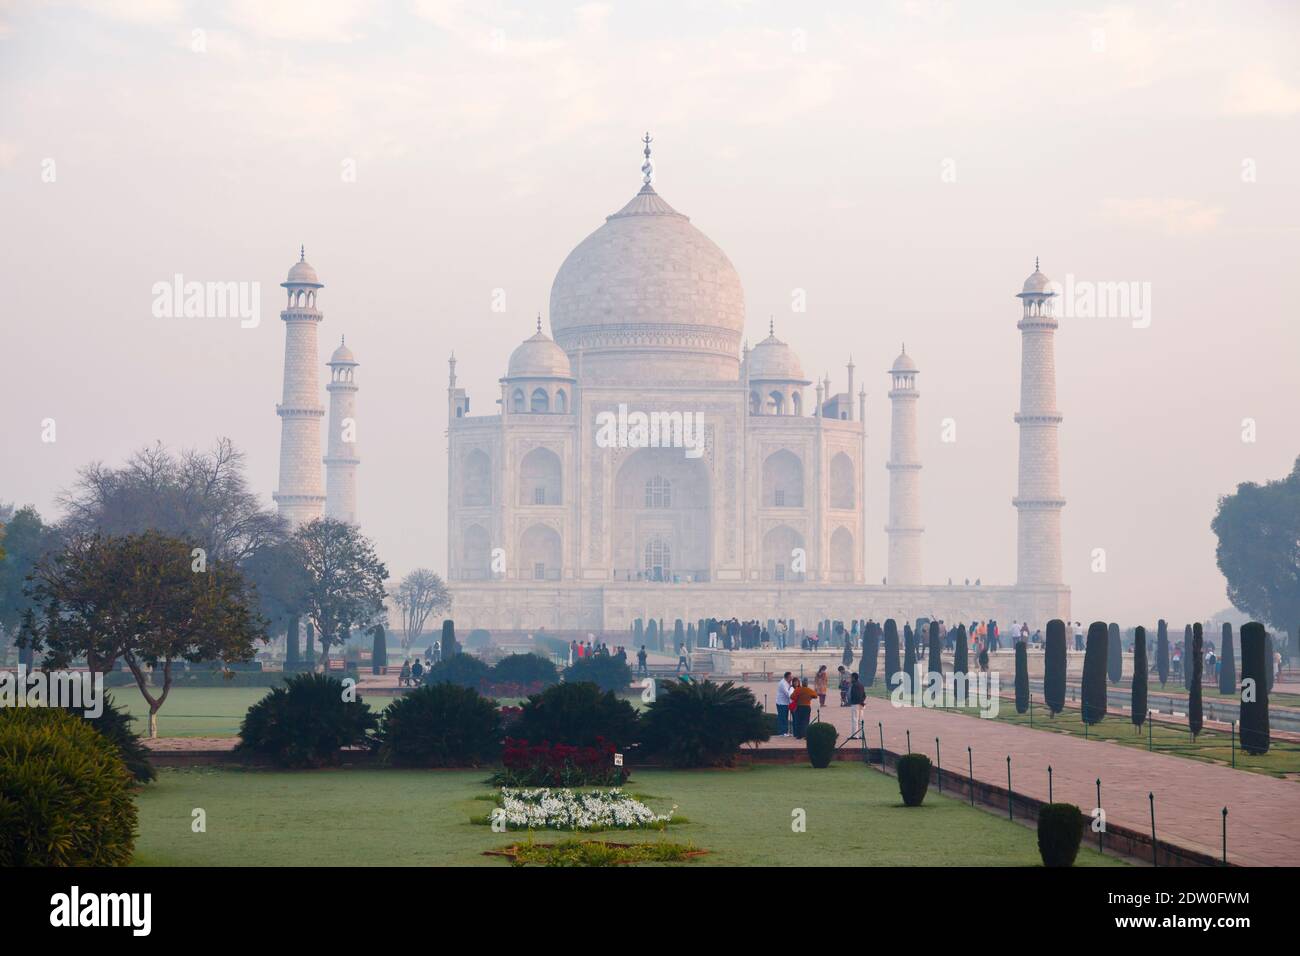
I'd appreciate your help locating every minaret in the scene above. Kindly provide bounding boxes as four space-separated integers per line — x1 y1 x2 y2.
273 248 326 527
1014 259 1065 586
845 357 856 420
886 346 922 586
324 336 360 524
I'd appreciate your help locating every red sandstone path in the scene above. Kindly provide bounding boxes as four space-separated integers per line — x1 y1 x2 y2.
745 680 1300 867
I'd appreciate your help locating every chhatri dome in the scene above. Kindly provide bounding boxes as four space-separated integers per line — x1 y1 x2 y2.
1020 258 1054 295
891 346 918 373
284 246 322 287
507 316 573 379
746 320 808 382
548 134 745 382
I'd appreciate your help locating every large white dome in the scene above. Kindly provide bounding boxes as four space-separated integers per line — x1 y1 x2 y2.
548 183 745 382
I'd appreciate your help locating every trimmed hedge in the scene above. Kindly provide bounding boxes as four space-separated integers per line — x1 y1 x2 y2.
561 653 631 693
422 653 492 689
377 683 501 767
0 707 138 866
896 753 931 807
237 672 377 768
1037 803 1084 867
806 722 837 768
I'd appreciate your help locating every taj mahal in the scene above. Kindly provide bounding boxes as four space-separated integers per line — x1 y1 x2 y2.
273 139 1071 634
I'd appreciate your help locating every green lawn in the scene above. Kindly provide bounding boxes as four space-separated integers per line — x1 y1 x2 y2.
113 687 273 737
132 763 1126 867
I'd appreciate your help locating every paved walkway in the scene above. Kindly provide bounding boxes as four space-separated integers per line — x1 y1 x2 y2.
746 680 1300 866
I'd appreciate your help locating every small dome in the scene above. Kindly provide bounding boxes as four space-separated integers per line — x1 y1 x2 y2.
891 349 917 373
1021 267 1053 295
746 330 807 382
329 339 356 365
284 257 322 287
507 327 572 379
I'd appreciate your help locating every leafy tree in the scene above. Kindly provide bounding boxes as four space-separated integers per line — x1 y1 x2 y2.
638 679 769 767
1107 622 1123 684
393 568 449 652
1156 619 1169 687
1212 456 1300 630
59 438 283 565
1044 619 1066 715
1219 623 1236 695
240 537 311 657
22 532 264 737
1188 623 1204 737
1081 622 1108 725
0 506 60 647
293 517 387 669
1239 622 1271 754
883 619 901 691
1131 626 1148 731
1014 640 1029 714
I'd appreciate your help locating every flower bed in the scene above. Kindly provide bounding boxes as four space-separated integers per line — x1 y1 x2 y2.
492 737 628 787
491 788 676 831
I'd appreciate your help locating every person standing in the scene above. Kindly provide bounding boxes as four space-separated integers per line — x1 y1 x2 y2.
677 642 690 673
792 678 818 739
814 665 829 707
849 672 866 737
637 644 648 677
775 672 793 737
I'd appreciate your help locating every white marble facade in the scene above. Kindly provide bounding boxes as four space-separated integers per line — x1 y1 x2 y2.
445 154 1069 632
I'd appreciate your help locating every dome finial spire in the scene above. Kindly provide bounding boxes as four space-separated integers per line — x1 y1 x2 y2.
641 131 654 186
300 244 305 262
769 316 774 336
1035 255 1040 272
536 312 542 334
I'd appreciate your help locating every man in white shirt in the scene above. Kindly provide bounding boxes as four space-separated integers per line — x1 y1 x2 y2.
775 672 793 737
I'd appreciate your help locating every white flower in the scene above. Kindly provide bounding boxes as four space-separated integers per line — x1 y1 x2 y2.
495 787 674 831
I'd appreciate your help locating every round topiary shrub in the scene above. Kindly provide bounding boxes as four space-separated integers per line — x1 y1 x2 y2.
514 681 639 750
377 683 502 767
422 652 492 690
805 722 837 768
1037 803 1085 867
895 753 931 807
237 672 378 768
0 707 138 866
490 653 559 691
561 654 632 693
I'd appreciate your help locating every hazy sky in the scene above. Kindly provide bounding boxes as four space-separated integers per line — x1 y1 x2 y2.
2 0 1297 625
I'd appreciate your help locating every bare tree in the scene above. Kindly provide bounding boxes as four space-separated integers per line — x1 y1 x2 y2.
394 569 450 652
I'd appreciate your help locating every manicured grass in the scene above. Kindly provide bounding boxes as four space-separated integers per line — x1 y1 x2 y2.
113 687 275 737
132 764 1126 867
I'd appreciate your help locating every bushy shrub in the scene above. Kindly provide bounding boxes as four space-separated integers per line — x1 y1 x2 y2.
68 692 155 783
638 679 770 767
896 753 931 807
423 652 492 689
562 653 631 693
491 653 558 691
0 708 137 866
806 722 837 768
237 672 377 767
377 683 501 767
492 737 627 787
1037 803 1085 867
514 681 639 750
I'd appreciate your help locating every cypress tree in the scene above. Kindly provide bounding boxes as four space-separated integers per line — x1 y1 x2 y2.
1239 622 1271 754
634 618 644 649
1182 624 1193 689
441 619 458 658
1156 619 1169 687
927 620 942 680
953 624 968 675
884 619 902 692
647 618 658 651
686 622 695 650
371 624 388 675
1131 626 1147 731
305 621 316 664
286 614 300 667
902 624 917 690
1014 640 1029 714
1107 622 1123 685
1188 623 1204 738
1219 622 1236 696
1266 633 1276 692
1044 619 1066 716
862 621 880 686
1081 621 1108 724
659 618 666 651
